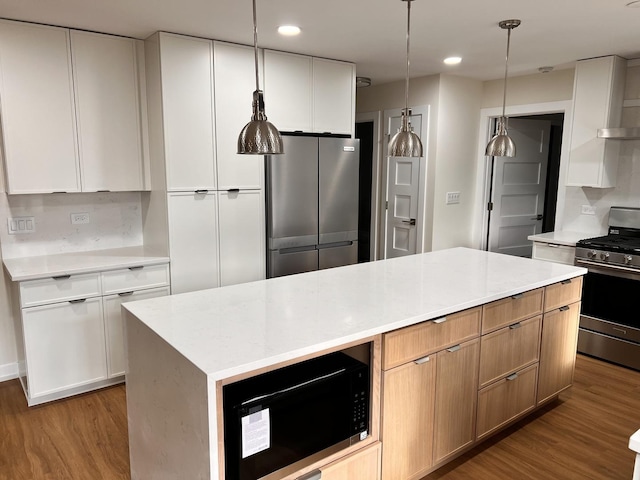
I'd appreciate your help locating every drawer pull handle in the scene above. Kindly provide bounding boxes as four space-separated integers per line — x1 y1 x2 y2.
297 470 322 480
227 188 240 193
194 189 209 194
509 322 522 330
547 243 560 248
447 345 461 353
559 305 570 312
52 275 71 280
506 373 518 381
128 266 144 271
414 355 431 365
69 298 86 304
561 279 572 285
433 317 447 324
118 291 134 297
510 293 523 300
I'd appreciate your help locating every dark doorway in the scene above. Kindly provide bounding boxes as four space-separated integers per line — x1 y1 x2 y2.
355 121 374 262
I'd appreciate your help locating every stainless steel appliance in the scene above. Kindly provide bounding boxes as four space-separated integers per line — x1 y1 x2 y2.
222 351 370 480
575 206 640 371
266 134 360 278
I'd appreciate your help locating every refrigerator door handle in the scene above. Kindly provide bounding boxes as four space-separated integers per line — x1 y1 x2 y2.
317 241 353 250
278 245 318 255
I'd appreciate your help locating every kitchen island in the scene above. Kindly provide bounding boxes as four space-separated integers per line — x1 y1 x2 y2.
123 247 586 480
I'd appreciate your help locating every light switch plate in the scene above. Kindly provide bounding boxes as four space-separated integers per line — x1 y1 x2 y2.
7 216 35 234
581 205 596 215
71 212 90 225
446 191 461 205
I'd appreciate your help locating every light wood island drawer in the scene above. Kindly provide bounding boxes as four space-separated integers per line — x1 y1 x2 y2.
476 363 538 440
544 276 583 312
482 288 543 334
478 315 541 388
19 273 101 308
101 263 170 294
382 307 481 370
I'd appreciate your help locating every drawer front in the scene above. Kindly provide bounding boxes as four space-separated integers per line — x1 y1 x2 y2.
476 363 538 440
101 263 170 294
383 307 481 370
320 442 381 480
479 315 541 387
19 273 101 308
482 288 543 334
544 276 583 312
532 243 575 265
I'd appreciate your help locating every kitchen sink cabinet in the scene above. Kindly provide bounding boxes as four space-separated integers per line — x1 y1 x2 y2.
0 20 148 194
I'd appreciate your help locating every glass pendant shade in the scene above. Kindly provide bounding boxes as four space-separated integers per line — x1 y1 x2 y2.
389 110 423 157
237 0 283 155
485 116 515 157
237 90 283 154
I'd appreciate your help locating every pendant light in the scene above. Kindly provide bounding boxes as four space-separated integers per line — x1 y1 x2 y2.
485 19 521 158
237 0 283 155
388 0 423 158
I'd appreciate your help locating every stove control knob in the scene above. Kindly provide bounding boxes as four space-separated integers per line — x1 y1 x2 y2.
588 250 597 259
625 255 633 265
600 252 610 261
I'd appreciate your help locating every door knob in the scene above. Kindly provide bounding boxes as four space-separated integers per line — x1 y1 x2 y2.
402 218 416 226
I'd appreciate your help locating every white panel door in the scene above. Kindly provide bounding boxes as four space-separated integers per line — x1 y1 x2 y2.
103 286 170 378
167 192 219 294
263 50 312 133
71 31 144 192
213 42 264 190
160 33 216 191
218 190 266 286
0 20 80 193
385 113 422 259
22 297 107 398
312 58 355 135
488 118 551 257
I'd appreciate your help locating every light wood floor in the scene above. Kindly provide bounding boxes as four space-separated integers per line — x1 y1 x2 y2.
1 355 639 479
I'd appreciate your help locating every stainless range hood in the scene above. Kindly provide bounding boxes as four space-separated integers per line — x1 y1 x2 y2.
597 127 640 139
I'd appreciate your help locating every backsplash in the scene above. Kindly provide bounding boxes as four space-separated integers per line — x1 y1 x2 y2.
0 192 144 259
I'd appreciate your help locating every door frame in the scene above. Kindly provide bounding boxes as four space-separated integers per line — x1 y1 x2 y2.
356 111 383 261
474 100 573 251
382 105 430 258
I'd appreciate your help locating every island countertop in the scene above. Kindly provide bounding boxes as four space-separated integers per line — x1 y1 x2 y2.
123 247 587 382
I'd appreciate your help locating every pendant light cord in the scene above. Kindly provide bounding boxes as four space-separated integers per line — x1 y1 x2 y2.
404 0 411 116
252 0 260 92
501 27 511 119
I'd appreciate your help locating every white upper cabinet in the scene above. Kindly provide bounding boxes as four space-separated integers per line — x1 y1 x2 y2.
313 58 355 135
71 31 146 192
264 50 313 133
0 20 80 194
159 33 216 191
567 55 627 188
263 51 355 136
213 41 264 190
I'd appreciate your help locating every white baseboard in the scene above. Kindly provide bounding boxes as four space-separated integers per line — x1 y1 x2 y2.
0 362 18 383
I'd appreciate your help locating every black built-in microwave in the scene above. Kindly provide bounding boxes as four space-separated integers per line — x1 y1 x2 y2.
223 350 370 480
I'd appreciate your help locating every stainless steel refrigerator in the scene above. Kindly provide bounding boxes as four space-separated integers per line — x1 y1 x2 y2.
266 135 360 278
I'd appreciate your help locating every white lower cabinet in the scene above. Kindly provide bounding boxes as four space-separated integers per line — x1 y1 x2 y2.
103 286 170 377
22 297 107 398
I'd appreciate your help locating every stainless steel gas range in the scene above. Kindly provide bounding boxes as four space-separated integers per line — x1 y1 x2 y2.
574 206 640 371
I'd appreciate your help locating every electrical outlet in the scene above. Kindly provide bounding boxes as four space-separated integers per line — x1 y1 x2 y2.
71 212 90 225
7 216 35 234
581 205 596 215
446 191 461 205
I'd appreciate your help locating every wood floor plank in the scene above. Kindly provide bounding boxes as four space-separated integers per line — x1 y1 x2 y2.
0 354 638 479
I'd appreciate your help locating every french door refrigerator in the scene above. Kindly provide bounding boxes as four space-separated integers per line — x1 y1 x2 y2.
266 134 360 278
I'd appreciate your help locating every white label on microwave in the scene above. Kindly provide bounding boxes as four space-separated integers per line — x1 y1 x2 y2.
241 408 270 458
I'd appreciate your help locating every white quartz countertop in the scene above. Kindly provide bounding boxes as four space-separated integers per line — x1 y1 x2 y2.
123 247 586 381
630 429 640 453
3 246 170 281
527 231 597 247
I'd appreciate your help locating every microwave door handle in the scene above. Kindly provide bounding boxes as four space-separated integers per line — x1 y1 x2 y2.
241 368 347 406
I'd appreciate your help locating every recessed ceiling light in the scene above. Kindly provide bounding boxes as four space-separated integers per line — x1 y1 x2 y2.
278 25 301 36
626 0 640 6
444 56 462 65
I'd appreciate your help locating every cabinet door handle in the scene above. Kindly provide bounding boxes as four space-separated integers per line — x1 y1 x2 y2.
52 275 71 280
510 293 523 300
297 470 322 480
506 373 518 381
227 188 240 193
69 298 86 304
194 189 209 194
118 291 134 297
414 355 431 365
433 317 447 324
561 278 572 285
128 266 144 271
447 345 461 353
559 305 570 312
509 322 522 330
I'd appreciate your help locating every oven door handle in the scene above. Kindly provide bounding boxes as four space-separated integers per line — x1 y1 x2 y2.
575 259 640 281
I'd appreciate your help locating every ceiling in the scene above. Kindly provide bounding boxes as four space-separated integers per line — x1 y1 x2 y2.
1 0 639 85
